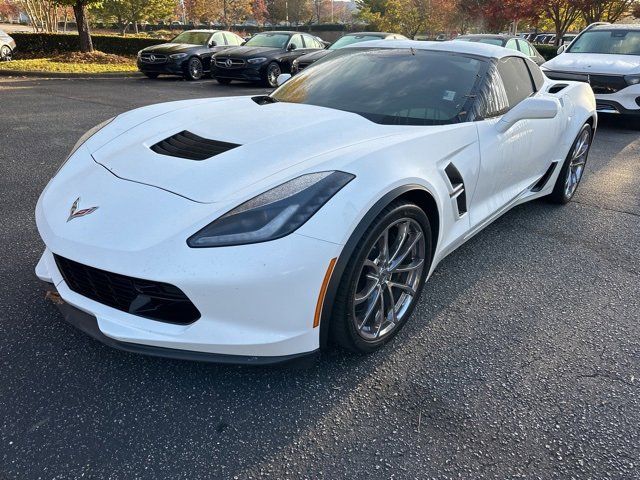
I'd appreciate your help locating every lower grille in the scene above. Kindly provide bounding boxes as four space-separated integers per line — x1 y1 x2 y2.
54 255 200 325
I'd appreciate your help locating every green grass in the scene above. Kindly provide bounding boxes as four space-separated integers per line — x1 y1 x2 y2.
0 58 137 73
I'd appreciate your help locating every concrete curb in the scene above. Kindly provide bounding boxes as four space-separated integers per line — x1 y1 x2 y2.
0 69 142 78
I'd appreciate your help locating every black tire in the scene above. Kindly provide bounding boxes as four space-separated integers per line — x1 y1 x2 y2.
1 45 12 61
216 78 232 85
143 72 159 79
185 57 204 81
264 61 281 88
330 200 432 353
547 123 593 204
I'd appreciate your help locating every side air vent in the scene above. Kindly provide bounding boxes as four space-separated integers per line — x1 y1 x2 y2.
531 162 558 192
548 83 568 94
444 162 467 217
150 131 240 161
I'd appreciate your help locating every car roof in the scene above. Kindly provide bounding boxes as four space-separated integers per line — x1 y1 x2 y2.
181 29 221 33
348 39 528 60
345 32 393 37
457 34 516 40
591 23 640 31
253 31 298 35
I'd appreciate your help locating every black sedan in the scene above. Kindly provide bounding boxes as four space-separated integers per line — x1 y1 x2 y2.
291 32 406 74
212 31 326 87
137 30 244 80
453 34 546 65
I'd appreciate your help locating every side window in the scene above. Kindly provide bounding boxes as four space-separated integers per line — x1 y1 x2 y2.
517 39 532 56
302 35 313 48
289 34 303 50
505 38 518 51
497 57 535 108
471 62 509 119
224 32 242 46
211 32 226 46
524 58 545 92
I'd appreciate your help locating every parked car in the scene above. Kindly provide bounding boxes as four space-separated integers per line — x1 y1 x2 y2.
0 28 16 61
291 32 407 74
542 23 640 116
137 29 244 80
212 31 326 87
453 34 546 65
36 40 596 364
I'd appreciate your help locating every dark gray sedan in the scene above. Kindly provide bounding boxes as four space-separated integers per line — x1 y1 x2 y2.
0 28 16 61
453 34 546 65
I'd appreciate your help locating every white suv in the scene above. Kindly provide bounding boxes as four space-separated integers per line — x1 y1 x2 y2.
542 23 640 115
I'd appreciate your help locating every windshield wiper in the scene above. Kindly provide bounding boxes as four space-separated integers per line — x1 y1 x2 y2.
252 95 279 105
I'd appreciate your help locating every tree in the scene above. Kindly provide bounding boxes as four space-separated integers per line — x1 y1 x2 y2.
0 0 19 20
541 0 582 46
92 0 176 35
251 0 268 25
14 0 58 31
578 0 636 24
57 0 100 51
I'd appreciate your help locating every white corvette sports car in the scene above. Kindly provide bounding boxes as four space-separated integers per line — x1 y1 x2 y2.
36 41 596 364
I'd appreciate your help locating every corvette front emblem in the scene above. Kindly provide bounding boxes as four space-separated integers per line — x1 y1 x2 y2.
67 197 98 222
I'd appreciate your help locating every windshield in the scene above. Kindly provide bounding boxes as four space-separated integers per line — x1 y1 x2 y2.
330 35 384 50
568 29 640 55
245 33 290 48
272 48 485 125
456 37 505 46
171 31 212 45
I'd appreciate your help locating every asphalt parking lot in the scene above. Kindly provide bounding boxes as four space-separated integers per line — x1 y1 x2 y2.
1 76 639 479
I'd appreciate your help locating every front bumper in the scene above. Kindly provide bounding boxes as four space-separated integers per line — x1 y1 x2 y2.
137 58 186 76
211 65 264 82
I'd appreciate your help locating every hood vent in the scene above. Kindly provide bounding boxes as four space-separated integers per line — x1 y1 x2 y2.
150 131 240 160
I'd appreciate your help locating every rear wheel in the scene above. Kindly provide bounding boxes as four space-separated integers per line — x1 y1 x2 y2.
143 72 159 79
185 57 203 81
216 78 232 85
330 201 432 353
0 45 11 61
264 62 281 88
548 123 592 204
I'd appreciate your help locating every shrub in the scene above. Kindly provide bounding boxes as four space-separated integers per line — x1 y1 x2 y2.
535 44 559 61
11 33 165 56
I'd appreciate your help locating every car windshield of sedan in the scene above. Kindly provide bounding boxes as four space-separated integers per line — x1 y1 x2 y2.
568 29 640 55
271 48 485 125
330 35 384 50
171 31 212 45
244 33 290 48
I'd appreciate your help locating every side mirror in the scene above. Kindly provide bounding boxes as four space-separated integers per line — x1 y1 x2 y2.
557 44 567 55
287 43 297 51
209 40 217 47
276 73 291 86
496 98 558 133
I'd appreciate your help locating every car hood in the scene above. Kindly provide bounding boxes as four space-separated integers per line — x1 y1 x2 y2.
142 43 202 54
298 50 330 63
89 97 404 204
543 52 640 75
216 46 283 57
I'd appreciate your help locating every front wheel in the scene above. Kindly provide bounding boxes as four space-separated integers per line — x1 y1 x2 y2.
547 123 592 204
185 57 204 81
330 201 432 353
264 61 281 88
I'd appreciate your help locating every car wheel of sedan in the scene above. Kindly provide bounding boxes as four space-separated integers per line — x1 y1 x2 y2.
143 72 159 79
265 62 281 88
185 57 203 81
548 123 592 204
216 78 232 85
331 200 432 353
0 45 11 61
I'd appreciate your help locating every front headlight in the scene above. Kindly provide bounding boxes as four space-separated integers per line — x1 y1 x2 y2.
624 74 640 86
170 53 188 59
188 171 354 248
247 57 267 64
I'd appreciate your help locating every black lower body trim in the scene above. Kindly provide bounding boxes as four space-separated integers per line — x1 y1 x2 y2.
595 99 640 116
46 286 319 366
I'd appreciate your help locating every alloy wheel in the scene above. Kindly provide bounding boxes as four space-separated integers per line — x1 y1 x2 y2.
564 128 590 198
0 46 10 61
267 63 281 87
188 58 202 80
352 218 426 341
